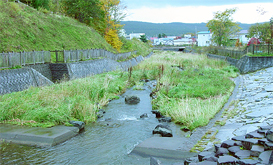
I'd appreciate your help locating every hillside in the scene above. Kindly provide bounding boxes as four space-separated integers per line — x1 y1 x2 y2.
0 1 116 53
121 21 254 36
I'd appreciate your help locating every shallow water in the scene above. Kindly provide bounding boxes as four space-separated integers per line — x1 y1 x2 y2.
1 81 185 165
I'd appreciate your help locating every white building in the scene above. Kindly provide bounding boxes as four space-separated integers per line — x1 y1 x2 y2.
129 33 145 40
197 31 212 46
174 38 195 46
234 30 249 44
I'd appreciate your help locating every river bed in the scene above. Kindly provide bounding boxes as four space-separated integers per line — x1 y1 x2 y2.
1 81 186 165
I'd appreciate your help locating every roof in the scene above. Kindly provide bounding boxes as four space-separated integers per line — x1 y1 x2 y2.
198 31 210 34
238 30 248 34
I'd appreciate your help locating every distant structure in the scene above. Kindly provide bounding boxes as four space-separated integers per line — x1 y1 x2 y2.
197 30 250 46
197 31 212 46
127 33 145 40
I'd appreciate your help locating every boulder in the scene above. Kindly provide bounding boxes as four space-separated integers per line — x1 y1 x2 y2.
266 128 273 142
152 124 173 137
158 116 172 122
150 157 161 165
184 157 199 165
151 110 163 118
97 109 106 119
69 121 85 130
215 147 229 157
125 95 140 104
217 155 238 164
198 151 215 161
140 113 148 118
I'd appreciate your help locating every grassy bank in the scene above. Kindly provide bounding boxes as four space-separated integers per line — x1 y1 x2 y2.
0 51 238 129
0 1 115 53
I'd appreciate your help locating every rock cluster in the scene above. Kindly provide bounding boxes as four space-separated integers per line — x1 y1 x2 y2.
185 126 273 165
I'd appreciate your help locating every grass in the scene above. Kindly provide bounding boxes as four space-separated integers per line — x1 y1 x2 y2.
0 1 116 53
136 51 238 130
0 51 238 128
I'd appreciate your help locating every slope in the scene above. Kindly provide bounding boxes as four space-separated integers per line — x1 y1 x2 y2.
0 1 116 53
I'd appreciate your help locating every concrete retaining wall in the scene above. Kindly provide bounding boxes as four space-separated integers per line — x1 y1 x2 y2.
0 68 53 95
27 64 53 81
207 54 273 74
0 52 153 95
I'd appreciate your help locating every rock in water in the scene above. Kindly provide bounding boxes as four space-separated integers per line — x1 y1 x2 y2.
152 124 173 137
125 95 140 104
69 121 85 130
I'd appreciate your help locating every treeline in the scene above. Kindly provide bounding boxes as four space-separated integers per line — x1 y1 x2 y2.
17 0 125 51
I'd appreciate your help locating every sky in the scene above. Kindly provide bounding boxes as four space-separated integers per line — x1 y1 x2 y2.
122 0 273 24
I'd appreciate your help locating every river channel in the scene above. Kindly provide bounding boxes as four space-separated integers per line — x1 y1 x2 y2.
1 81 186 164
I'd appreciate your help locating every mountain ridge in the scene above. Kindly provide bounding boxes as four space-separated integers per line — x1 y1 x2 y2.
121 21 254 37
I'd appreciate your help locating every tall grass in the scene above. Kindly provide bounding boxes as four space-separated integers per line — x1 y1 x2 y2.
136 51 238 130
0 51 238 129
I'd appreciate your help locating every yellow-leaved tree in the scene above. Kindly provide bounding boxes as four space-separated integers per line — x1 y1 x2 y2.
100 0 125 51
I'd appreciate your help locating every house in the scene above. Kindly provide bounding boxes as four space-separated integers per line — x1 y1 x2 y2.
197 31 212 46
128 33 145 40
154 37 174 45
173 38 196 46
230 30 249 44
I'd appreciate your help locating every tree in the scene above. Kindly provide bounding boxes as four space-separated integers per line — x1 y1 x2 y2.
100 0 125 51
158 34 162 38
248 22 271 44
206 8 240 47
62 0 106 35
32 0 50 10
139 35 148 43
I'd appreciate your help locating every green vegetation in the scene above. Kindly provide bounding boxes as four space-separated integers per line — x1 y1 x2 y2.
0 51 237 128
137 51 238 130
0 1 115 52
206 8 240 47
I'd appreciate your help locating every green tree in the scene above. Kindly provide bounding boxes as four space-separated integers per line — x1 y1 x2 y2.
32 0 49 10
206 8 240 47
248 22 271 43
139 35 148 43
62 0 106 35
158 34 162 38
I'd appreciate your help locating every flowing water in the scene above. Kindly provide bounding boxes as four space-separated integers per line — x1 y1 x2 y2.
1 81 186 165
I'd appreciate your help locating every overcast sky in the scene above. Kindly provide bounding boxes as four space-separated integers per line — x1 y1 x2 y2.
122 0 273 24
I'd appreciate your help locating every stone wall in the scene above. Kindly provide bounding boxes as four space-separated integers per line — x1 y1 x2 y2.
207 54 273 74
0 68 53 95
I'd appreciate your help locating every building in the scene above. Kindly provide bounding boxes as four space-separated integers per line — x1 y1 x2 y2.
173 38 196 46
129 33 145 40
230 30 249 44
197 31 212 46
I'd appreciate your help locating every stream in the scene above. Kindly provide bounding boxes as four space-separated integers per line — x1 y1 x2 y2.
1 81 186 165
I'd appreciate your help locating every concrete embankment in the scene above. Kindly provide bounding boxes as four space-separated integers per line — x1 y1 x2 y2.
0 53 153 95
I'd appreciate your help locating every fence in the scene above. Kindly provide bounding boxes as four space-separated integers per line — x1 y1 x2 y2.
0 49 137 69
247 44 273 55
0 51 51 68
55 49 137 63
206 44 273 59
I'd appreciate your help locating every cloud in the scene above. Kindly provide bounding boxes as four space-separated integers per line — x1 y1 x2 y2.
124 3 273 24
